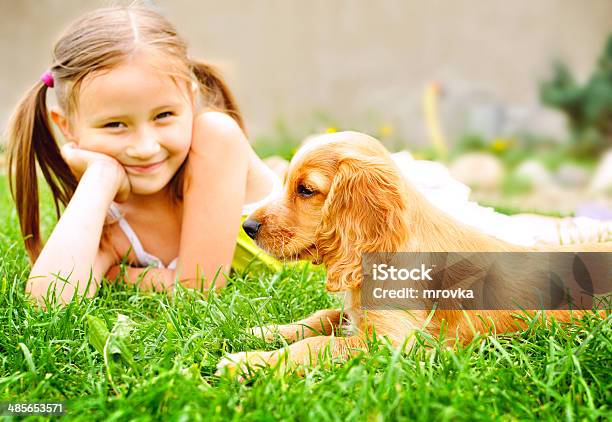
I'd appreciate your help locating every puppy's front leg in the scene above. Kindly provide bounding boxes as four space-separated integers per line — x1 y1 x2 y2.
249 309 344 343
217 335 364 377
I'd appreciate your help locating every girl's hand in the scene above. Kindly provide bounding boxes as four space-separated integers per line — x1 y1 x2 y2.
61 142 131 202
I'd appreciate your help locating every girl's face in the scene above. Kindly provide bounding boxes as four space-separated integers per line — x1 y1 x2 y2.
59 55 194 196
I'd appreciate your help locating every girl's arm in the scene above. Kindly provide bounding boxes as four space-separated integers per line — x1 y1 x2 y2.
27 160 126 305
177 111 250 289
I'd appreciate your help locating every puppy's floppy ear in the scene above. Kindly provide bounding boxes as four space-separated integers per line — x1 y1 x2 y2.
316 154 409 292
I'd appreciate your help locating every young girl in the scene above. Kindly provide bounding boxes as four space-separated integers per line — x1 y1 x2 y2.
7 5 280 305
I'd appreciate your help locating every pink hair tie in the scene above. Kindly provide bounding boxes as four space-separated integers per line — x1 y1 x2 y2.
41 70 54 88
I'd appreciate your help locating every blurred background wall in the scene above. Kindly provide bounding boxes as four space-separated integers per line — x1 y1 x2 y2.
1 0 611 146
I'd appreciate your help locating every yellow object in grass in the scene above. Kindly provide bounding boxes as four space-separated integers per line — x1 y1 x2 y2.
423 82 448 160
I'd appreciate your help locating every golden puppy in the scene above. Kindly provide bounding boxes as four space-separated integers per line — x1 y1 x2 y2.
217 131 610 375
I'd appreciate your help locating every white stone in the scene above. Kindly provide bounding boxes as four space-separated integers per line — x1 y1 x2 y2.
514 160 553 189
449 152 504 190
589 149 612 196
555 163 590 188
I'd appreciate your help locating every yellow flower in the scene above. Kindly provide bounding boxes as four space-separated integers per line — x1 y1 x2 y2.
379 123 394 138
490 138 515 152
325 127 337 134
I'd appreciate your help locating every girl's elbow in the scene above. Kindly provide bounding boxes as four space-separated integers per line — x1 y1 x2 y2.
25 274 95 307
25 276 56 306
25 279 41 299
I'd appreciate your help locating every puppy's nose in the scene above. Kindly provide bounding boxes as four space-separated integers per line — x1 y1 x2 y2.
242 218 262 239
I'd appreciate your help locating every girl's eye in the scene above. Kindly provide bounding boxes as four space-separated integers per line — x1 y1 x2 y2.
103 121 125 129
297 184 316 198
155 111 173 120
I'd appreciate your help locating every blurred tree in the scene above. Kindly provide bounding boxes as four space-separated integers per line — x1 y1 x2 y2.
540 34 612 157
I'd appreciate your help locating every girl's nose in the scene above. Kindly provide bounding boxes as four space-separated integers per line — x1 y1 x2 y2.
125 130 162 159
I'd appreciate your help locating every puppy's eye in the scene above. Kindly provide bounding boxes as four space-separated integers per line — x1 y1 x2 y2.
297 184 316 198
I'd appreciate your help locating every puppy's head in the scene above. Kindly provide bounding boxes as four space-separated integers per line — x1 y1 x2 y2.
243 131 409 291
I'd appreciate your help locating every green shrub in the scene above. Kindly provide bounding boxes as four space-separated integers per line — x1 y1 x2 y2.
540 34 612 157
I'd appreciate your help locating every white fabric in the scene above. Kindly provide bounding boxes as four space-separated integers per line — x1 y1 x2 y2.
390 152 611 246
107 204 178 269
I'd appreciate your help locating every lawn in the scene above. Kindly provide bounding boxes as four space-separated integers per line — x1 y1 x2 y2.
0 174 611 421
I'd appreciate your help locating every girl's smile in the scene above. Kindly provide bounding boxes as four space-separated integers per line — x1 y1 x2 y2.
123 158 168 174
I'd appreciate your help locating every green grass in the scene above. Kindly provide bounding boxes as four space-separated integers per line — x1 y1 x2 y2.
1 174 611 421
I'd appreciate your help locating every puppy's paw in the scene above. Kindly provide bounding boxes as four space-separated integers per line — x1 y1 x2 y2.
248 325 280 342
215 351 272 379
215 352 247 378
